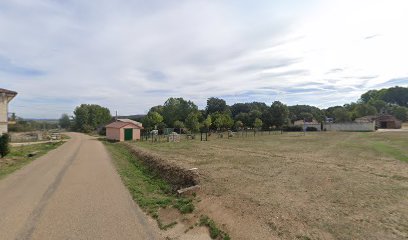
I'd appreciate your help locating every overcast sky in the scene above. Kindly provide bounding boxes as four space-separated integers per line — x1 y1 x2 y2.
1 0 408 118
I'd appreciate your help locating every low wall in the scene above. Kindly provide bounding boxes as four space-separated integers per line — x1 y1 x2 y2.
323 122 375 132
122 143 199 191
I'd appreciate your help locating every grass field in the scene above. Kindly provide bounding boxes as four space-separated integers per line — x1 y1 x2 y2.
130 131 408 240
0 141 65 179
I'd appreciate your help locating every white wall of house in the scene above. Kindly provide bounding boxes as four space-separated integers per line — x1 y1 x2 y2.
0 93 8 134
0 92 16 134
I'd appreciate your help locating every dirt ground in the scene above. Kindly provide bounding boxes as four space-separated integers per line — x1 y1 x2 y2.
132 131 408 240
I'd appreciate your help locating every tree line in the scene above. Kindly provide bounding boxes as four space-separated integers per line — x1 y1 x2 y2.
60 86 408 133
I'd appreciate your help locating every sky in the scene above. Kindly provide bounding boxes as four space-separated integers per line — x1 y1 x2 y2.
1 0 408 119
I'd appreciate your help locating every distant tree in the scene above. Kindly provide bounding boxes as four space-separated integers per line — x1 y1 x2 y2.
212 112 233 131
206 97 229 115
360 90 382 103
390 105 408 122
10 113 16 121
0 133 10 158
185 112 200 133
333 107 351 122
299 112 314 122
354 104 377 118
200 115 212 132
253 118 263 130
149 105 164 115
288 105 324 123
368 99 388 113
231 102 268 118
234 120 243 131
230 103 251 117
162 98 198 127
248 110 262 125
235 112 251 127
324 106 343 119
360 86 408 107
173 120 185 134
73 104 111 133
143 111 163 130
59 114 71 129
269 101 289 128
382 86 408 107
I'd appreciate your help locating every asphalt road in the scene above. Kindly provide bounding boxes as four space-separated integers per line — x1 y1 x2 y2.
0 133 161 240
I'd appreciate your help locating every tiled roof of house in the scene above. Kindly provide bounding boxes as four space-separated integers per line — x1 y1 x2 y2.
117 119 143 127
0 88 17 95
105 121 144 129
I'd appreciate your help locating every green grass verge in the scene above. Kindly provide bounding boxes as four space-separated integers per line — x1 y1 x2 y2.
200 215 230 240
0 141 65 179
103 141 195 228
371 142 408 162
104 141 230 237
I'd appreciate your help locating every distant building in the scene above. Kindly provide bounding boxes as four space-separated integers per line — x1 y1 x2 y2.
105 119 143 141
355 114 401 129
0 88 17 134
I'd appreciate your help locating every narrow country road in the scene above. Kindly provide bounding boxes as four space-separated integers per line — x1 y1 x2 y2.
0 133 162 240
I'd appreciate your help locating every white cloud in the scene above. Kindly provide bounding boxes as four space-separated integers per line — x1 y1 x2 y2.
1 0 407 118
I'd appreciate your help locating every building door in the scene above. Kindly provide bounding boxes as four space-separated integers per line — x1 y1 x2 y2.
380 121 387 128
124 128 133 141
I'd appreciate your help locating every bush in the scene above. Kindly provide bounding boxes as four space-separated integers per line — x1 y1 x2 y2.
0 133 11 158
98 127 106 136
174 198 195 214
282 125 303 132
306 127 318 131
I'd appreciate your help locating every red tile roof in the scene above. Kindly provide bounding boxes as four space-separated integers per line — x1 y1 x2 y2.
105 121 144 129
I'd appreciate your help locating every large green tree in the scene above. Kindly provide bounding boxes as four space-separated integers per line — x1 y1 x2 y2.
253 118 263 129
143 111 163 130
288 105 324 123
73 104 111 133
59 114 71 129
382 86 408 107
200 115 212 132
185 112 201 133
268 101 289 128
354 104 377 118
162 98 198 127
390 105 408 121
206 97 229 115
333 107 351 122
360 86 408 107
212 112 234 131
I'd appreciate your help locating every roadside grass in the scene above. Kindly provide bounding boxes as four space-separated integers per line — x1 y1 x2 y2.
200 215 230 240
371 141 408 162
0 141 65 179
103 141 195 229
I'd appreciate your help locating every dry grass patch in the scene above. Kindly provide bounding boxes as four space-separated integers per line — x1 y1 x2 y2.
131 131 408 239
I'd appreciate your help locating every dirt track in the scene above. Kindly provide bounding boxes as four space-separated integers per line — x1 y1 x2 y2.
0 132 161 240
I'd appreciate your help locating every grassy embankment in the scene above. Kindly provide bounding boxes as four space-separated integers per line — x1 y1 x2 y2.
0 141 65 179
104 140 230 239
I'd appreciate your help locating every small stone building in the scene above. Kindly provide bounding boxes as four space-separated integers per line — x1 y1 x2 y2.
0 88 17 134
355 114 401 129
105 119 143 141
